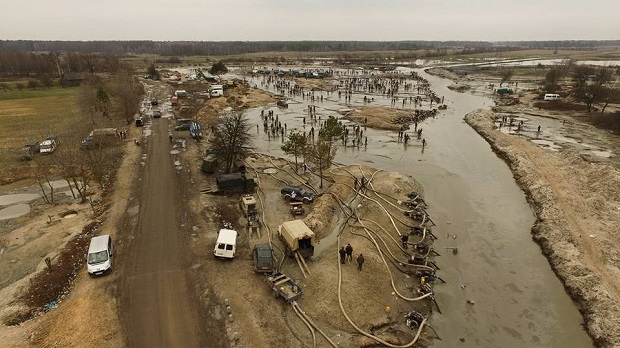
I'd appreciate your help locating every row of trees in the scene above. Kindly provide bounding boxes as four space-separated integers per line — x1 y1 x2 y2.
4 40 619 58
0 51 123 77
26 64 143 205
281 116 344 188
211 113 344 188
543 62 617 112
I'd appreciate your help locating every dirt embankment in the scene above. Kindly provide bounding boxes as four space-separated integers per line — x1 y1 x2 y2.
198 85 279 125
464 109 620 347
426 68 473 92
339 106 412 131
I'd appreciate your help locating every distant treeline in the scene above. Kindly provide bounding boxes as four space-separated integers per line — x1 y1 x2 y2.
1 40 618 56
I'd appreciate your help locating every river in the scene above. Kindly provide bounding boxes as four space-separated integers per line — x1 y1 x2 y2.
240 68 593 347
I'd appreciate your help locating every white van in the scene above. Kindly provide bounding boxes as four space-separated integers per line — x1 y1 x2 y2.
87 235 113 276
544 93 561 101
214 228 237 259
39 139 57 154
209 85 224 98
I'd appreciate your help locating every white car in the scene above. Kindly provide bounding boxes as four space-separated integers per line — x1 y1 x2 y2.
39 139 57 154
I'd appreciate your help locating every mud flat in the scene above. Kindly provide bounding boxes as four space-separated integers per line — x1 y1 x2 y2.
465 109 620 347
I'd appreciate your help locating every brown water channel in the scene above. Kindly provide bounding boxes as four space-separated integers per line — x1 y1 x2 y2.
241 67 592 347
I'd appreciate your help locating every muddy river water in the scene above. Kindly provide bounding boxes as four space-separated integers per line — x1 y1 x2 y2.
238 68 593 347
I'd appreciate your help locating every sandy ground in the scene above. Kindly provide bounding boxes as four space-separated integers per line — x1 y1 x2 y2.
339 106 413 131
0 127 142 347
1 78 438 348
465 109 620 347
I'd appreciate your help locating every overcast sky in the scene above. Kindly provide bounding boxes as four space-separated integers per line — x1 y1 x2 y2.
1 0 618 41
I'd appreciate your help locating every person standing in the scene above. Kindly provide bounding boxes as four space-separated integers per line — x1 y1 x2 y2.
357 253 365 271
345 243 353 263
401 234 409 249
339 247 346 264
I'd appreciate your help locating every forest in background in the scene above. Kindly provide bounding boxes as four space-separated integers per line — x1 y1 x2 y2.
1 40 619 56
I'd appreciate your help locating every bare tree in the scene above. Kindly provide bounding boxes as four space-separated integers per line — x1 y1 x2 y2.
81 53 100 74
543 66 565 93
499 69 514 87
211 113 253 173
305 138 337 188
281 131 308 172
63 52 83 72
109 66 143 124
77 76 109 124
572 66 613 112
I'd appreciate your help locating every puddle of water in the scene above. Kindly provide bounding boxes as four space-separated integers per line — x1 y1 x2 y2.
0 203 31 220
0 193 39 206
588 150 613 158
532 139 562 151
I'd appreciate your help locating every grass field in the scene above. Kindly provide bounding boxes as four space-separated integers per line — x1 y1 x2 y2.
0 87 80 173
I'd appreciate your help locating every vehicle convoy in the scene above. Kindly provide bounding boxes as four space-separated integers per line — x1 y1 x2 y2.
87 235 113 276
281 186 315 203
278 220 316 258
82 128 119 149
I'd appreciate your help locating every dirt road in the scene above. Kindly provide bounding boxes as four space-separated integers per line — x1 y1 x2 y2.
119 117 207 347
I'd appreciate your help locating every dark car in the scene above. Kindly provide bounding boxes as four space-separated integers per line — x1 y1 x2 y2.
281 186 314 203
135 117 144 127
152 110 162 118
150 98 158 106
19 141 41 161
276 100 288 108
252 244 274 273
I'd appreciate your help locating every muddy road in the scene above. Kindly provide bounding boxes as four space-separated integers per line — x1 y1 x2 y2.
118 116 208 347
240 68 593 346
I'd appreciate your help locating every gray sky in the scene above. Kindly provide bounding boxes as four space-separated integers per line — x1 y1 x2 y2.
2 0 618 41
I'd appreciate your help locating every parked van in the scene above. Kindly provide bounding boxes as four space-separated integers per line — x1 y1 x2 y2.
214 228 237 259
210 85 224 97
544 93 561 101
87 235 113 276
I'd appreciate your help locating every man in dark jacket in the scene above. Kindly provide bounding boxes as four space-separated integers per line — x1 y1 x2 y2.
357 253 365 271
339 247 346 264
345 243 353 263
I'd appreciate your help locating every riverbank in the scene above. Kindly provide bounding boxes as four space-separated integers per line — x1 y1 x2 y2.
465 109 620 347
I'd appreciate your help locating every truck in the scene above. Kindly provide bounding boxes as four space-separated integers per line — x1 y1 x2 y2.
171 95 179 106
202 172 256 195
278 220 315 259
201 154 218 173
82 128 119 149
241 194 260 236
174 90 188 98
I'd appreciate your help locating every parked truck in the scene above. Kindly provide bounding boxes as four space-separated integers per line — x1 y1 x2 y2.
202 172 256 195
278 220 315 258
82 128 119 149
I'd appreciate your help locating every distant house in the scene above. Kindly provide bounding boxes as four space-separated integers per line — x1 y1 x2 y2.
60 72 86 87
